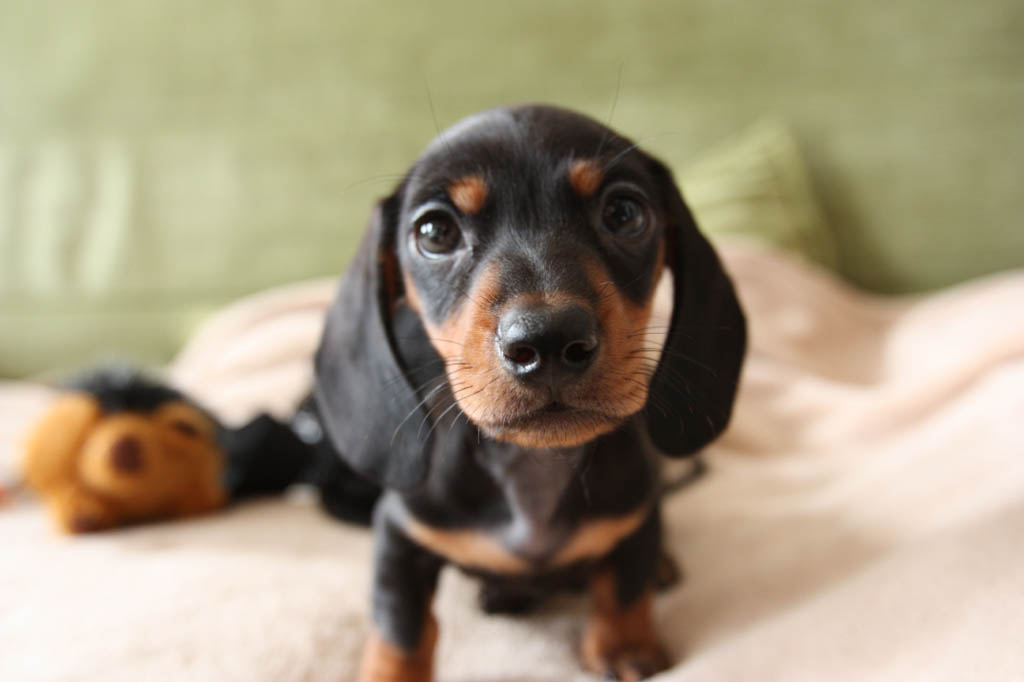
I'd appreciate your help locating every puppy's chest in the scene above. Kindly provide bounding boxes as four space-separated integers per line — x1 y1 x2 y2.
488 452 582 558
400 446 654 574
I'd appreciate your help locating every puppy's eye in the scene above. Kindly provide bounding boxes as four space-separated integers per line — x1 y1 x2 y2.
602 195 649 237
415 212 463 257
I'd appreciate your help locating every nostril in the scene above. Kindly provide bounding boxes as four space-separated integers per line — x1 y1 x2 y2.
497 303 598 379
111 436 144 474
505 344 538 367
562 340 596 366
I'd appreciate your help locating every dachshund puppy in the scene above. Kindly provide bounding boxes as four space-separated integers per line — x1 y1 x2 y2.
315 105 746 681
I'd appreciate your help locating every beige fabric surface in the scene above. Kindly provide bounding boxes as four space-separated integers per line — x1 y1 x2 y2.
2 241 1023 681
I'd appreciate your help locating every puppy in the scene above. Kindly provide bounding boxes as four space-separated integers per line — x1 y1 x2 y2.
315 104 746 681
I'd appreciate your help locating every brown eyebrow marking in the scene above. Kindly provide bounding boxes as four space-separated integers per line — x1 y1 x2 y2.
447 175 488 215
569 159 604 197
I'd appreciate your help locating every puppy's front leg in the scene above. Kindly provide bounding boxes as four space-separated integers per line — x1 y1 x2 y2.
581 508 670 681
358 513 443 682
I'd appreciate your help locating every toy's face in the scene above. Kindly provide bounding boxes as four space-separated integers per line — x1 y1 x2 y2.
76 400 221 507
21 374 227 532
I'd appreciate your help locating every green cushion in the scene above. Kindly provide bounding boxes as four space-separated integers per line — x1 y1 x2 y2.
682 121 837 269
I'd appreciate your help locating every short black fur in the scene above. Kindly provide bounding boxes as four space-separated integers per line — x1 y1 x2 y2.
312 105 747 668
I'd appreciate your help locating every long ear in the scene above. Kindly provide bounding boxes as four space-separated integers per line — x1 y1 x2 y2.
314 196 434 490
645 161 747 456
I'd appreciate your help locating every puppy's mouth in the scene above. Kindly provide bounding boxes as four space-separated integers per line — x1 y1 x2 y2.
478 400 624 448
539 401 572 414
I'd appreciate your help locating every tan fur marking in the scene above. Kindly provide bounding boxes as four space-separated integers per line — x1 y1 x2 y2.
403 508 648 573
402 272 422 313
404 518 532 574
421 263 508 419
569 159 604 197
581 572 670 678
379 248 401 310
447 175 488 215
552 507 648 566
357 614 438 682
484 402 624 447
488 417 620 449
583 247 666 417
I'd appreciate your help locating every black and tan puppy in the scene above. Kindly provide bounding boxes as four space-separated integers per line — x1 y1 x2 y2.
315 105 746 681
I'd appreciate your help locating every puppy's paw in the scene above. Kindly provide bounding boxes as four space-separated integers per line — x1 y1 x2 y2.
581 636 670 681
583 575 672 680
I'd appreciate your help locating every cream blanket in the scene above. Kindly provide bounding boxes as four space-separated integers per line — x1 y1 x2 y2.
2 242 1023 681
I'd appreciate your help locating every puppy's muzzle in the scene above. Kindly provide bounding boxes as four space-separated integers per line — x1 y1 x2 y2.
496 303 599 386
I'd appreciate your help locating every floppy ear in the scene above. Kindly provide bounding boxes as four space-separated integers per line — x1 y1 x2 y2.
645 161 747 456
314 196 435 490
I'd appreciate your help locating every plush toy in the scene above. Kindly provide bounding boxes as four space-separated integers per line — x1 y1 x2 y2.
20 368 380 534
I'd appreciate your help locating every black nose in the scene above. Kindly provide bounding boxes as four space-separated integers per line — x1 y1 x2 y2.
496 303 599 383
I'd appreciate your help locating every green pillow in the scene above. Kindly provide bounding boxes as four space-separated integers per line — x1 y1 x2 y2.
682 120 837 270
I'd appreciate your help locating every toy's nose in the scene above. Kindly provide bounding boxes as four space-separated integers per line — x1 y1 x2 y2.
110 436 144 474
496 303 599 385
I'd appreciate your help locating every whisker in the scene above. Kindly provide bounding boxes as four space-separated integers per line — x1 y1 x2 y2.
626 346 718 376
423 75 453 156
380 361 447 386
426 337 466 348
390 381 452 446
602 131 680 173
416 367 497 437
425 374 501 441
450 280 495 316
593 61 626 161
339 173 407 194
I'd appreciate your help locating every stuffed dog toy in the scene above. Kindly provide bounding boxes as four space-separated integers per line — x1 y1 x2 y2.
314 105 747 681
20 368 376 533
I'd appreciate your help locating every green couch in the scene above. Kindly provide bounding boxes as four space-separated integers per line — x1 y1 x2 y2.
2 0 1022 378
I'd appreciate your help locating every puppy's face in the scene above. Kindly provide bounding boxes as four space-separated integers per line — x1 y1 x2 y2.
395 107 670 448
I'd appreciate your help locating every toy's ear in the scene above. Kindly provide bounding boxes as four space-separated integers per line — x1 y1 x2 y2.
22 394 102 493
644 159 747 456
314 195 434 491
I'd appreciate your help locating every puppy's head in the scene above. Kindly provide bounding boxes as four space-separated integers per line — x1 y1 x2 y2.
316 105 745 489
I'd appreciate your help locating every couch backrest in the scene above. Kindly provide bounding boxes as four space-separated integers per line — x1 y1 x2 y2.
1 0 1021 377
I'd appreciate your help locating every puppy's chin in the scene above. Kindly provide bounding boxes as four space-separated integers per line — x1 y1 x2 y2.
478 408 626 449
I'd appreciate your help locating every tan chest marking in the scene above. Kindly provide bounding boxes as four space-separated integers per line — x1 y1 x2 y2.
403 507 649 574
404 519 531 573
551 509 648 566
